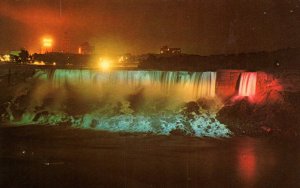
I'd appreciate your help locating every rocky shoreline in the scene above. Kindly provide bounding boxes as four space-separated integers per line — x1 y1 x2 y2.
217 95 300 138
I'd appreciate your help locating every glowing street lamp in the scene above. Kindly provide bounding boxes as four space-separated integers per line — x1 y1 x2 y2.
98 58 111 71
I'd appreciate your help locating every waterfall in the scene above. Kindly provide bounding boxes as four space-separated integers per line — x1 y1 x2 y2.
4 69 232 137
238 72 257 97
46 70 217 101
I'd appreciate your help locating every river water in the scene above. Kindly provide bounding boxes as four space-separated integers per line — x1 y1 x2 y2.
1 126 299 188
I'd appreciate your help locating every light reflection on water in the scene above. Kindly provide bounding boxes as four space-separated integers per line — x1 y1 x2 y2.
237 139 257 186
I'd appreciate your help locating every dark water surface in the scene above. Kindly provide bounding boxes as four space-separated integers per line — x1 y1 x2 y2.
0 126 299 188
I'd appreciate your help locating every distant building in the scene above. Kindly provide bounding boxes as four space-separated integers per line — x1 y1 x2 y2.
78 42 95 55
160 46 181 55
118 53 133 63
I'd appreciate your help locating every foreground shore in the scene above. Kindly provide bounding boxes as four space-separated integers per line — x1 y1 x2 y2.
1 125 300 188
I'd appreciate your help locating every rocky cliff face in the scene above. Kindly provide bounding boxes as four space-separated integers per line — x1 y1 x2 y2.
217 70 300 137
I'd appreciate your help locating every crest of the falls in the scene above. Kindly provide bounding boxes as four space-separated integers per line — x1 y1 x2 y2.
47 69 217 101
238 72 257 97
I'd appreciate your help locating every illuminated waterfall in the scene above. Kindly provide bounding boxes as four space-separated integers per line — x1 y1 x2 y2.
49 70 217 101
7 69 231 137
238 72 257 97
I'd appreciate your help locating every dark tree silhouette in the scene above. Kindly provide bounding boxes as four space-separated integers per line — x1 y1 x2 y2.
19 48 29 63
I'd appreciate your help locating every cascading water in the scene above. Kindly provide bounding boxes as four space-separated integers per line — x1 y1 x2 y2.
238 72 257 97
4 69 231 137
49 70 216 100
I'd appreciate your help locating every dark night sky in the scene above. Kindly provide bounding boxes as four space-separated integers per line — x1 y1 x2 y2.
0 0 300 55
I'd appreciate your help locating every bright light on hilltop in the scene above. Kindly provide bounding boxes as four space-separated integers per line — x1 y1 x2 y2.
98 58 111 71
42 37 53 47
